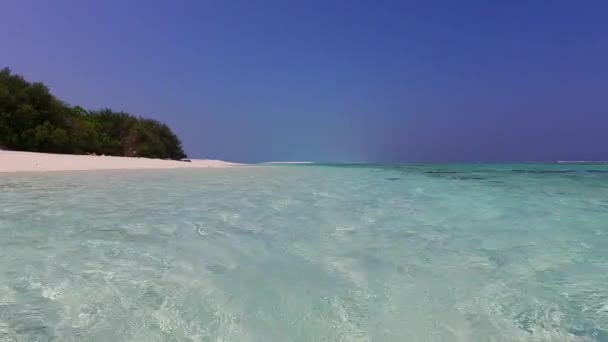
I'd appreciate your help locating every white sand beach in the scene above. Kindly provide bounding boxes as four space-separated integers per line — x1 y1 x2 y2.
0 150 239 172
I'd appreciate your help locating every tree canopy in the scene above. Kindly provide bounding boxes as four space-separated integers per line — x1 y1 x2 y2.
0 67 187 159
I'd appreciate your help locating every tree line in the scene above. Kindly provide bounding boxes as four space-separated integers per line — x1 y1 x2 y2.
0 67 187 160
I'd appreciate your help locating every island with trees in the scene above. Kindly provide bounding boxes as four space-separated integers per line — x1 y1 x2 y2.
0 68 187 160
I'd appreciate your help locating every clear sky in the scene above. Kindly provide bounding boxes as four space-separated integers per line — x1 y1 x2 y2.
1 1 607 162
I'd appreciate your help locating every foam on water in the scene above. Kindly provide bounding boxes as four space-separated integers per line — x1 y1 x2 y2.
1 164 607 341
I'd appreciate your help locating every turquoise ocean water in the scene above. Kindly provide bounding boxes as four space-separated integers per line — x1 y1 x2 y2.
1 164 608 341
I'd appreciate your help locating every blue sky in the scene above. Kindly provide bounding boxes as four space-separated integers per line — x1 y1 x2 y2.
1 0 607 162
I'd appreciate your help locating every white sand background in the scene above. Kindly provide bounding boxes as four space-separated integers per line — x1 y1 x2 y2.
0 150 239 172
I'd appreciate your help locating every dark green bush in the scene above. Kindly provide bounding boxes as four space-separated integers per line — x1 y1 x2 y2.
0 68 187 159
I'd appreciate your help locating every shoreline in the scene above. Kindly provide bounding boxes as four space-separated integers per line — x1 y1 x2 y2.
0 150 240 173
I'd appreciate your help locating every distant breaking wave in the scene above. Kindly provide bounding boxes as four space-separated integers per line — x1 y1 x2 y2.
557 160 608 164
263 161 315 164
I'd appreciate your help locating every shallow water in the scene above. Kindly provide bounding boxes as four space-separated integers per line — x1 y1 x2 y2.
1 164 608 341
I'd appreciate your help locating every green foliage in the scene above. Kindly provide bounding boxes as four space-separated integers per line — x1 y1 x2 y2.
0 68 187 159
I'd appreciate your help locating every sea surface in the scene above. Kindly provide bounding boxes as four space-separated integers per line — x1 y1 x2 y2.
1 164 608 341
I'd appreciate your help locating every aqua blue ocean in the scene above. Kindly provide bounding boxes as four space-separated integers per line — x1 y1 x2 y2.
1 164 608 341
